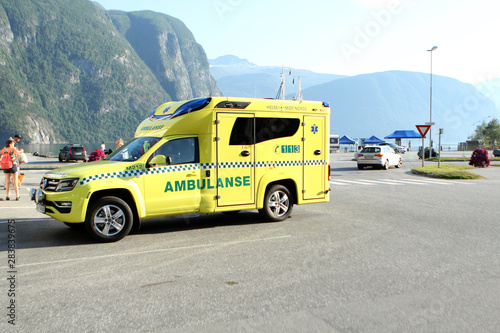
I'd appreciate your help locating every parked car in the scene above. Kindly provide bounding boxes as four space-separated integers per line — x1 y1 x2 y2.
58 145 87 162
379 142 405 154
357 145 402 170
417 147 439 159
493 148 500 157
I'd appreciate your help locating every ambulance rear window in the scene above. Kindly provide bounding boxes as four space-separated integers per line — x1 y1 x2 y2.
229 117 300 145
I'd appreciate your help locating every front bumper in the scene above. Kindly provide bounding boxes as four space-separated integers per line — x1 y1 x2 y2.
31 187 87 222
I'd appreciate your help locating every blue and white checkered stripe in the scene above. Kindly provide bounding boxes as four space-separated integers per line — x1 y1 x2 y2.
79 169 144 185
78 160 327 186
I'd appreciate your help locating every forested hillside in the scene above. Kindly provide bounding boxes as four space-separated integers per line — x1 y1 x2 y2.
0 0 218 143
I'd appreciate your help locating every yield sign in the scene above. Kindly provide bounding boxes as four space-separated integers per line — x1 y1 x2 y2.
415 125 431 138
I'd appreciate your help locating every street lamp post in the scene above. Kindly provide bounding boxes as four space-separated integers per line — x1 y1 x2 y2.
427 46 437 155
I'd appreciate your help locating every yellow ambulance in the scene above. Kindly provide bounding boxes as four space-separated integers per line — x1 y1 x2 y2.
32 97 331 242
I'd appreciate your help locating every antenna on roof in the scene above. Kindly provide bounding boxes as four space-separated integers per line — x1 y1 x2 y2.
293 76 303 101
275 66 291 100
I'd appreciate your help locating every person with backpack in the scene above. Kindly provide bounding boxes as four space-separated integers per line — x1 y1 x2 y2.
1 139 20 200
12 134 23 188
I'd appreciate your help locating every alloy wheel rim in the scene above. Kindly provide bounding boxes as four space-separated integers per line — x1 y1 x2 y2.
93 204 125 236
268 190 289 217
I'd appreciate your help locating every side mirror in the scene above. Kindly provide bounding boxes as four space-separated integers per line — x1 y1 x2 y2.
149 155 167 167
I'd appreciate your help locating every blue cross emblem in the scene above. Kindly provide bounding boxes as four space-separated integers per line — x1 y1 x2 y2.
311 124 318 134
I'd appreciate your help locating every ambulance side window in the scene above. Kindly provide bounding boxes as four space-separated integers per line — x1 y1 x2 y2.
153 138 199 165
229 117 300 145
230 118 255 145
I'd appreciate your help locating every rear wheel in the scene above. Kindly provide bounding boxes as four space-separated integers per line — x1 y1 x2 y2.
259 185 293 222
357 164 364 170
85 196 133 242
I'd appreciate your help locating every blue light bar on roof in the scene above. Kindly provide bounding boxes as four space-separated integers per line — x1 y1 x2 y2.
150 98 211 121
170 98 211 119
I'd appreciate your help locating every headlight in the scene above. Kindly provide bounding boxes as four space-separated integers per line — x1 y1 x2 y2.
55 178 79 192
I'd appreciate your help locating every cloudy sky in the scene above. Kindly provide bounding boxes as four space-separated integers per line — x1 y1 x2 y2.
96 0 499 84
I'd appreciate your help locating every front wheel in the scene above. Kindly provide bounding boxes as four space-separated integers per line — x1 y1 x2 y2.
85 196 133 242
259 185 293 222
395 158 402 168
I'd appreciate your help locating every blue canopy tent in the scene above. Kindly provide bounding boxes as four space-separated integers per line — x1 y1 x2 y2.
385 130 422 150
339 135 356 145
363 135 385 144
385 130 422 139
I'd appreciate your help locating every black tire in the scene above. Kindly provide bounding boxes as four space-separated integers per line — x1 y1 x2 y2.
85 196 133 242
259 185 293 222
63 222 85 229
395 158 402 168
58 155 63 162
357 164 364 170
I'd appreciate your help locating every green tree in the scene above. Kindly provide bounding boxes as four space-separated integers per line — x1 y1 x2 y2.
473 118 500 145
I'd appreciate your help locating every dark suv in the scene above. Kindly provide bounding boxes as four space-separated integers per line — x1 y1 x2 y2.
417 147 439 159
59 145 87 162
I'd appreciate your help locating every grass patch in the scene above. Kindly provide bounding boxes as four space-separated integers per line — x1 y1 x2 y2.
427 156 500 162
411 164 483 179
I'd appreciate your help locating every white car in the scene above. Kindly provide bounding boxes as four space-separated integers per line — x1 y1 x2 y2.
357 145 402 170
379 142 406 154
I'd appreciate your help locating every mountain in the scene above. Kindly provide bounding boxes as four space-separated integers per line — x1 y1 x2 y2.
210 55 345 98
108 10 220 101
475 79 500 110
301 71 500 144
209 54 256 68
0 0 219 143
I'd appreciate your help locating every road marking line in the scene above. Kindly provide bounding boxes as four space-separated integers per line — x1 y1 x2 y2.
379 179 429 185
401 178 474 185
332 179 376 186
0 235 293 269
399 178 453 185
358 179 403 185
329 181 350 186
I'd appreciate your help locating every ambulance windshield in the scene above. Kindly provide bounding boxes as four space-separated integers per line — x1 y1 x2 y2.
108 137 160 162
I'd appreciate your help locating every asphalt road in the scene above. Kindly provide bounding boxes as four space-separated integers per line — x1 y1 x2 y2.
1 152 499 332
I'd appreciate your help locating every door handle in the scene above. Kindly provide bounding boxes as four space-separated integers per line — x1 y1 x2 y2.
241 150 250 157
314 150 322 156
187 171 199 177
